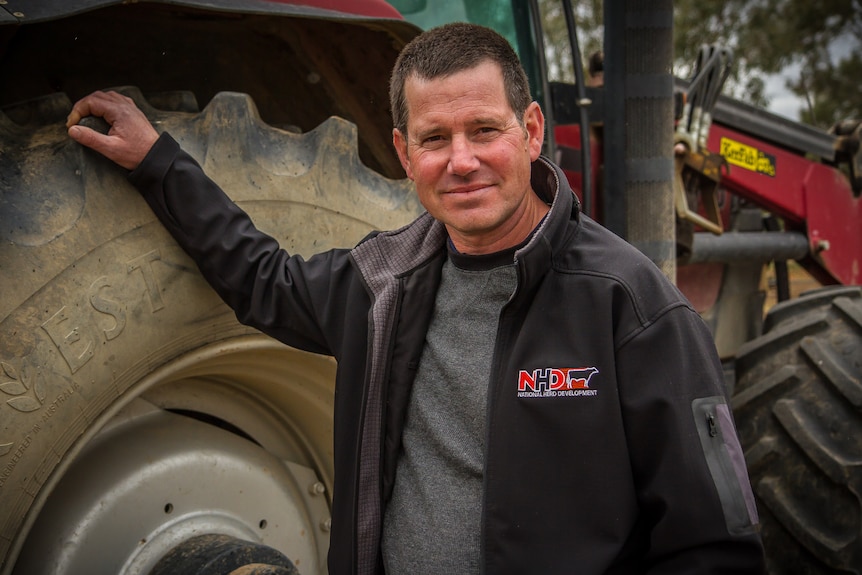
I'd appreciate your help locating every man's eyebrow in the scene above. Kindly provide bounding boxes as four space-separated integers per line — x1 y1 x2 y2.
469 116 508 127
410 115 514 142
411 126 443 141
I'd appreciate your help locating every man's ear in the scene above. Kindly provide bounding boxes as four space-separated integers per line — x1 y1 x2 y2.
523 102 545 161
392 128 414 180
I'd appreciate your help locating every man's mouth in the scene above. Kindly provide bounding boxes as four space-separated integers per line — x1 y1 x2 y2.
446 183 492 195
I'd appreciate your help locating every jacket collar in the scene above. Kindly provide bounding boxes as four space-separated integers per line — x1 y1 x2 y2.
350 211 446 294
513 156 581 285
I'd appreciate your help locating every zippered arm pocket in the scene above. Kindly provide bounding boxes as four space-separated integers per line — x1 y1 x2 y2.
692 396 760 535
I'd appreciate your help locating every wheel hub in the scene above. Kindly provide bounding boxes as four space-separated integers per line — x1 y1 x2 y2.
12 399 329 574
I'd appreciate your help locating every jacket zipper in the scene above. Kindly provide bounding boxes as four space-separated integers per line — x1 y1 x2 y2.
479 268 522 575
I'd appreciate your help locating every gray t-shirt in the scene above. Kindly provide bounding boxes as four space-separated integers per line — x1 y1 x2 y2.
382 253 518 575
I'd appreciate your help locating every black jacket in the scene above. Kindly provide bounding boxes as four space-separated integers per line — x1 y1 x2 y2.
131 133 765 574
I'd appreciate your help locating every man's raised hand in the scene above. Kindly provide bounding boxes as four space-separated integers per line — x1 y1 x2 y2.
66 90 160 170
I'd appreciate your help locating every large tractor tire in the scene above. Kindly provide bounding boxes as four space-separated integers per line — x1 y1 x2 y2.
733 286 862 574
0 89 422 574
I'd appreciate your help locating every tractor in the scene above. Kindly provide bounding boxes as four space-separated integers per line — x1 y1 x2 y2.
1 0 860 573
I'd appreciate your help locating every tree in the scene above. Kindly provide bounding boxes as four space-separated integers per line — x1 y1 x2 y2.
539 0 603 83
673 0 862 129
540 0 860 129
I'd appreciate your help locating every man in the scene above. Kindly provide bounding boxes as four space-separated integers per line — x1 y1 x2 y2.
67 22 764 575
587 50 604 87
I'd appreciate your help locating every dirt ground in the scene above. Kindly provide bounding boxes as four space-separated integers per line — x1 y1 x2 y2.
761 261 823 312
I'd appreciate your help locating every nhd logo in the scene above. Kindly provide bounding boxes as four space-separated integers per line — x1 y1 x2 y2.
517 366 599 398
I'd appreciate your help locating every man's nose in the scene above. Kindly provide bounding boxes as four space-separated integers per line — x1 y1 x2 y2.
447 135 480 176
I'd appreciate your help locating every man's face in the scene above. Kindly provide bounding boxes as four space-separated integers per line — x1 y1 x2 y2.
393 60 545 254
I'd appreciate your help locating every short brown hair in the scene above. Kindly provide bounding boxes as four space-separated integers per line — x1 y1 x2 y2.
389 22 532 135
588 51 604 75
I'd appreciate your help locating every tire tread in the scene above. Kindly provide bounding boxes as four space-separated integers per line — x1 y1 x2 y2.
734 286 862 574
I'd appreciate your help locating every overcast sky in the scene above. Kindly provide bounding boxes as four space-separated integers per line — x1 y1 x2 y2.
763 32 858 123
764 69 803 121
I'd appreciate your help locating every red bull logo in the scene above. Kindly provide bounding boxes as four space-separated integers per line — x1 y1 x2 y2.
517 367 599 398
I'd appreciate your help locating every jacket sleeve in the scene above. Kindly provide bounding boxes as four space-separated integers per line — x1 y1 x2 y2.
128 132 355 355
616 303 766 573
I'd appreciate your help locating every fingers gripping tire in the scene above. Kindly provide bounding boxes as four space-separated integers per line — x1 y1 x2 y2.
733 286 862 574
0 90 421 574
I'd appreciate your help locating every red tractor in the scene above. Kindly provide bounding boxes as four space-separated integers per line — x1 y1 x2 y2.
1 1 859 573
